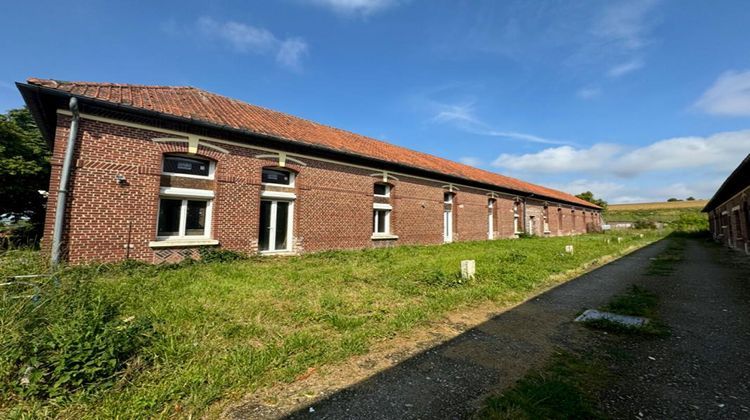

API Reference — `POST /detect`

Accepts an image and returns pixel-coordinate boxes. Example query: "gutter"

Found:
[50,97,79,267]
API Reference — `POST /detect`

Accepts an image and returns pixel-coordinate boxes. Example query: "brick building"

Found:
[704,154,750,254]
[17,79,601,264]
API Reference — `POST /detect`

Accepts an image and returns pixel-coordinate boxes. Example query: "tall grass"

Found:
[0,231,664,418]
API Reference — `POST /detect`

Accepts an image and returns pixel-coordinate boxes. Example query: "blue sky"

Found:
[2,0,750,203]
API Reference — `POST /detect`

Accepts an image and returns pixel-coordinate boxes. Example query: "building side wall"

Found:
[708,187,750,254]
[44,116,600,264]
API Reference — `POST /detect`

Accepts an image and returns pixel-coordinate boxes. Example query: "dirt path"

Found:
[598,238,750,419]
[223,240,671,419]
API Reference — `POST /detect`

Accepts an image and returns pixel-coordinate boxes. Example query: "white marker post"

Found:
[461,260,476,280]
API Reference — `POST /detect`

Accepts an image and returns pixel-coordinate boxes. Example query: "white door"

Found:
[443,210,453,243]
[259,200,292,252]
[488,212,494,239]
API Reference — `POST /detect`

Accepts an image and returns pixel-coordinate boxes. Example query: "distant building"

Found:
[17,78,601,265]
[704,154,750,254]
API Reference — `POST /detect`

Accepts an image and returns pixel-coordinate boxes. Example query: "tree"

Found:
[575,191,608,210]
[667,198,680,202]
[0,107,49,240]
[686,196,696,201]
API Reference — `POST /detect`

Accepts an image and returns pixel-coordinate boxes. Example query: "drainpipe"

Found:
[50,97,80,268]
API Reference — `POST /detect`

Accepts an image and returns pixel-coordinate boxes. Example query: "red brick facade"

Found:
[43,115,601,264]
[707,187,750,254]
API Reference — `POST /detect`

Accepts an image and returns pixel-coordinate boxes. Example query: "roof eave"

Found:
[16,81,601,210]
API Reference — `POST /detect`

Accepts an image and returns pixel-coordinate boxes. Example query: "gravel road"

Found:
[598,238,750,419]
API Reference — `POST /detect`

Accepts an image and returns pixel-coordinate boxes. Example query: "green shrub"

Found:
[422,269,466,287]
[0,279,155,399]
[633,220,657,229]
[198,247,247,263]
[671,212,708,232]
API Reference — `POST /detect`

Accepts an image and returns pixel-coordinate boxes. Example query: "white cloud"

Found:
[304,0,400,16]
[612,130,750,176]
[577,87,601,99]
[548,179,626,199]
[459,156,483,167]
[592,0,658,52]
[492,144,621,173]
[607,59,644,78]
[195,17,308,70]
[694,69,750,117]
[492,129,750,179]
[429,101,572,145]
[276,38,309,70]
[587,0,658,78]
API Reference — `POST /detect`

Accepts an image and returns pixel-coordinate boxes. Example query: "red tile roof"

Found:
[26,78,598,209]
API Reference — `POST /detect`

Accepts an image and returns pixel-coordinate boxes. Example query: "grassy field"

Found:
[0,231,665,418]
[604,200,708,229]
[607,200,708,211]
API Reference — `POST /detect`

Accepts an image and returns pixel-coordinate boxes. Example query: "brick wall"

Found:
[708,187,750,254]
[44,115,601,264]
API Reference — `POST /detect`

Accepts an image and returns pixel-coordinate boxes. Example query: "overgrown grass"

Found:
[477,350,608,420]
[584,284,669,337]
[0,231,664,418]
[646,236,685,276]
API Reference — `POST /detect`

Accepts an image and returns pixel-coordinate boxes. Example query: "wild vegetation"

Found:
[604,200,708,232]
[478,350,609,420]
[0,231,663,418]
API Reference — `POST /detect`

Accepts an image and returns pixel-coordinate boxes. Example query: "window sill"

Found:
[149,239,219,248]
[371,234,399,240]
[259,250,296,256]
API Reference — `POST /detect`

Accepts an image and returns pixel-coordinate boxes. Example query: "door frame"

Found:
[259,199,294,253]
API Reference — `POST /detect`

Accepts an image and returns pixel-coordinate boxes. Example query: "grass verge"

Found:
[0,231,664,418]
[476,350,608,420]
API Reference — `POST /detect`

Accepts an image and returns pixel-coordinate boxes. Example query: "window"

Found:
[262,168,293,185]
[543,206,550,233]
[557,208,563,233]
[374,183,390,197]
[488,199,495,239]
[163,155,212,178]
[444,192,454,204]
[157,197,211,239]
[513,201,521,234]
[372,204,392,235]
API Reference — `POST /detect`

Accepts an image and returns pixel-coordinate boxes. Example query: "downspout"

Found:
[50,97,79,268]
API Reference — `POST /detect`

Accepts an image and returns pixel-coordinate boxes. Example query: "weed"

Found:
[477,351,607,419]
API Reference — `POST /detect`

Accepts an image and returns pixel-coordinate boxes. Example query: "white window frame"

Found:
[513,202,521,234]
[162,154,215,180]
[155,187,214,241]
[374,183,391,198]
[372,202,394,238]
[261,168,295,187]
[259,199,295,254]
[488,199,495,240]
[543,206,550,233]
[444,209,453,243]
